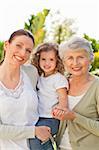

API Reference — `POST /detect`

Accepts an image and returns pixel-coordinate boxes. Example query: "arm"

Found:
[72,113,99,136]
[53,109,99,137]
[52,88,69,116]
[56,87,68,109]
[0,121,51,141]
[0,122,34,140]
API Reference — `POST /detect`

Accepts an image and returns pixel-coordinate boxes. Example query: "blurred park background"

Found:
[0,0,99,75]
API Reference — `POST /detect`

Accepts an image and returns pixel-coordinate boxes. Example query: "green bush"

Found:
[91,52,99,71]
[0,41,4,60]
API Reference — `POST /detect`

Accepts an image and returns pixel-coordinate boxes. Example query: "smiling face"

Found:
[63,49,91,77]
[39,50,57,76]
[4,35,34,67]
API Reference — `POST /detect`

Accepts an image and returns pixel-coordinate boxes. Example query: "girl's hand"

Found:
[52,107,76,121]
[35,126,51,142]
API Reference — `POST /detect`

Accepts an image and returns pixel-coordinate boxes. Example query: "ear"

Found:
[4,41,9,52]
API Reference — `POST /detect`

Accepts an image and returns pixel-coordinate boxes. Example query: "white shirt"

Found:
[37,72,68,118]
[0,70,39,150]
[59,94,84,150]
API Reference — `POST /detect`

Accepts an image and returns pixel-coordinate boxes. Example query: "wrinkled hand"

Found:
[52,107,76,121]
[35,126,51,142]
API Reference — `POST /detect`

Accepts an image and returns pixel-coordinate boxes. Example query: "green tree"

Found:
[0,41,4,61]
[24,9,50,47]
[83,34,99,71]
[84,34,99,52]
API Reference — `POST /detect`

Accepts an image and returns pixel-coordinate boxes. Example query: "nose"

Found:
[73,58,79,65]
[45,60,50,65]
[20,48,26,57]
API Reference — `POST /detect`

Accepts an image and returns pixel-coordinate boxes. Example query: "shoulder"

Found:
[22,64,38,74]
[21,64,39,90]
[54,72,67,80]
[55,73,68,84]
[53,72,68,88]
[92,75,99,87]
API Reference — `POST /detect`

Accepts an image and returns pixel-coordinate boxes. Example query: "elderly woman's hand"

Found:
[52,107,76,121]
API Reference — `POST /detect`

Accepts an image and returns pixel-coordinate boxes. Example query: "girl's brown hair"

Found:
[31,42,65,76]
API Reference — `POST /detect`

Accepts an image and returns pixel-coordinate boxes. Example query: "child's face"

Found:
[39,50,57,76]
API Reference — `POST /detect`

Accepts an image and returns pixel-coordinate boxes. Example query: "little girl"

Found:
[30,43,69,150]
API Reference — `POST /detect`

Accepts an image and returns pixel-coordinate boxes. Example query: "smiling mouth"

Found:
[14,55,24,61]
[72,67,82,71]
[44,66,51,69]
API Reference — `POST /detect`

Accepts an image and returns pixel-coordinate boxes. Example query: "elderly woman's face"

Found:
[63,49,91,76]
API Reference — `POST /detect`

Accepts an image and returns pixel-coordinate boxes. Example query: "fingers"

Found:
[52,107,69,120]
[35,126,51,142]
[52,108,65,116]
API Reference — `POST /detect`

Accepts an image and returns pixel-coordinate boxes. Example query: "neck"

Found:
[0,61,20,80]
[70,73,91,84]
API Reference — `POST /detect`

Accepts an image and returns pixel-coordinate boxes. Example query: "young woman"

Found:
[0,29,51,150]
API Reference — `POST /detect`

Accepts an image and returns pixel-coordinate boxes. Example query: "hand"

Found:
[52,107,76,121]
[53,104,68,111]
[52,105,69,118]
[35,126,51,142]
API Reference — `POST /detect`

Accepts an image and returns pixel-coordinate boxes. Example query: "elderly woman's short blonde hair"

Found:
[59,36,94,62]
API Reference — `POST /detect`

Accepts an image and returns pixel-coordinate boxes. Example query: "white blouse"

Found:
[0,70,39,150]
[59,94,85,150]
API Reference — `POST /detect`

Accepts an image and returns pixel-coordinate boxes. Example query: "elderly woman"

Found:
[52,37,99,150]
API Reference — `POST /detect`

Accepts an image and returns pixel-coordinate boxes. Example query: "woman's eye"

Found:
[26,49,32,54]
[67,57,73,60]
[16,44,21,48]
[79,56,84,59]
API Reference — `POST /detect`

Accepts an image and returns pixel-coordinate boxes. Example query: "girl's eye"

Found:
[40,58,46,61]
[50,58,54,61]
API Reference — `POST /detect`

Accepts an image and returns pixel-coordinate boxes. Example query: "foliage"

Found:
[84,34,99,52]
[45,11,77,44]
[91,52,99,71]
[83,34,99,71]
[0,41,4,60]
[24,9,50,47]
[91,69,99,77]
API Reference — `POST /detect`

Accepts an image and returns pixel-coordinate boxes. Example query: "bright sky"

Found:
[0,0,99,41]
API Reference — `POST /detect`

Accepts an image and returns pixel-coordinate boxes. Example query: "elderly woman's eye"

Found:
[79,56,84,59]
[67,56,73,60]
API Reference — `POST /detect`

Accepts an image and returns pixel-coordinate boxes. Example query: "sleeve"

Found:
[0,121,35,140]
[73,113,99,136]
[54,73,69,90]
